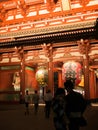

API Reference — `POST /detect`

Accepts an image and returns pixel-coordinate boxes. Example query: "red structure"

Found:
[0,0,98,103]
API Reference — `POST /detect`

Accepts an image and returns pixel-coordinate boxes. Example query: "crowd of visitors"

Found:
[24,80,87,130]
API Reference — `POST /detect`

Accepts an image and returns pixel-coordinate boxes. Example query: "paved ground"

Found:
[80,103,98,130]
[0,103,98,130]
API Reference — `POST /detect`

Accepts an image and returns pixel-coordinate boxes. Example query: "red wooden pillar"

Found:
[20,48,25,99]
[48,61,54,93]
[58,70,63,88]
[83,55,90,99]
[42,43,54,94]
[78,39,91,99]
[89,69,96,99]
[96,77,98,98]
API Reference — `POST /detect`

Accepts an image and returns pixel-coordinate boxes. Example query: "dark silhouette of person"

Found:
[44,89,53,118]
[24,90,30,115]
[32,90,39,115]
[52,88,68,130]
[64,80,87,130]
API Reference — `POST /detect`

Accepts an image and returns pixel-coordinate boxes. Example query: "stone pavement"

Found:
[0,103,98,130]
[0,103,55,130]
[80,103,98,130]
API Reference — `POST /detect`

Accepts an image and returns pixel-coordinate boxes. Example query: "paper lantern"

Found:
[36,67,48,87]
[62,61,82,85]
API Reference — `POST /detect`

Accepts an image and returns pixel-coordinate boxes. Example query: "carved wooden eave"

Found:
[0,19,97,48]
[0,0,98,48]
[0,20,95,38]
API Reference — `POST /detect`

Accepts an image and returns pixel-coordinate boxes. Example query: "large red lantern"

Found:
[62,61,82,85]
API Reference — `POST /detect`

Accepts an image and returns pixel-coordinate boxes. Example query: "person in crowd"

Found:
[32,90,39,115]
[24,90,30,115]
[52,88,69,130]
[44,89,53,118]
[64,80,87,130]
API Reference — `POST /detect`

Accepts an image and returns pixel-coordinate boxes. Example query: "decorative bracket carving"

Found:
[77,39,91,56]
[41,43,53,61]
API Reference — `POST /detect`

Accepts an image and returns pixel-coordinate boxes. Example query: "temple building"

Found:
[0,0,98,103]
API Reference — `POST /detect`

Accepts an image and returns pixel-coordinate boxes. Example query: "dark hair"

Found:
[55,88,65,96]
[64,80,74,90]
[26,90,28,94]
[35,90,37,93]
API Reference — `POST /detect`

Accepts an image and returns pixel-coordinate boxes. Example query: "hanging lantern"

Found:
[62,61,82,85]
[36,67,48,87]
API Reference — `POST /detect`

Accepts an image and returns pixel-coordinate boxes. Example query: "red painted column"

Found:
[20,49,25,100]
[48,60,54,93]
[89,69,96,99]
[77,39,91,100]
[42,43,54,94]
[58,70,63,88]
[83,55,90,99]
